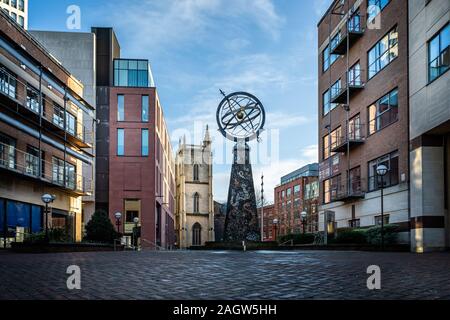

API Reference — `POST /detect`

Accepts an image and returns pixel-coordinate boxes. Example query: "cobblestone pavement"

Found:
[1,250,450,300]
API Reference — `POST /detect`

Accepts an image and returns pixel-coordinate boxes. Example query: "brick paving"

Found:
[0,250,449,300]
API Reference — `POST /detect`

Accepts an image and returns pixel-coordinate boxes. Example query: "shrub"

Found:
[279,233,315,245]
[24,232,47,245]
[334,228,367,244]
[85,210,118,244]
[366,225,398,245]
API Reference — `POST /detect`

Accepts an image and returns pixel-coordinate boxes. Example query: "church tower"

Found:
[175,126,214,248]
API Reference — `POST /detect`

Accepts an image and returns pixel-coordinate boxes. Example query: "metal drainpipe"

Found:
[346,0,351,196]
[38,66,43,179]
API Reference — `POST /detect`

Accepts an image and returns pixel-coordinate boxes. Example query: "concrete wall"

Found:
[409,0,450,140]
[408,0,449,252]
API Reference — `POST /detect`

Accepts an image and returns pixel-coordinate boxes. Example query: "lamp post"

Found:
[261,173,264,242]
[273,218,278,241]
[133,217,140,250]
[301,211,307,234]
[41,194,55,242]
[376,164,388,251]
[114,212,122,234]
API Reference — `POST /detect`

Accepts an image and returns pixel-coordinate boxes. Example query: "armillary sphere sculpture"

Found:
[217,90,266,142]
[217,90,266,242]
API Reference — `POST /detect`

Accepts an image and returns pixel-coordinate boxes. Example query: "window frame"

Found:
[368,88,399,136]
[428,23,449,84]
[368,26,399,80]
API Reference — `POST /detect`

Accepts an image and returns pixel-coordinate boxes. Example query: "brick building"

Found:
[317,0,410,242]
[274,164,319,237]
[257,204,276,241]
[0,10,95,246]
[93,28,175,249]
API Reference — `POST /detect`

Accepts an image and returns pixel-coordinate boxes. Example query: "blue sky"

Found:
[29,0,331,203]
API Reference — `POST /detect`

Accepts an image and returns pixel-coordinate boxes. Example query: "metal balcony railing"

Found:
[330,67,366,104]
[330,13,365,55]
[0,141,93,195]
[330,123,365,153]
[323,176,365,204]
[0,67,94,148]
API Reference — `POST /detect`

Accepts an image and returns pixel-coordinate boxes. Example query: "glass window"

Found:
[330,79,341,101]
[368,88,398,134]
[53,104,64,128]
[368,151,399,192]
[10,12,16,21]
[368,27,398,79]
[66,112,77,137]
[368,0,391,22]
[25,145,44,177]
[26,85,39,113]
[18,15,24,27]
[322,45,340,72]
[117,129,125,156]
[117,95,124,121]
[52,158,65,186]
[286,188,292,197]
[141,129,149,156]
[375,214,390,226]
[18,0,24,11]
[114,59,149,87]
[428,24,450,82]
[0,132,16,169]
[294,185,301,194]
[142,95,149,122]
[65,162,76,190]
[322,86,338,116]
[0,64,17,99]
[323,175,340,204]
[10,0,16,7]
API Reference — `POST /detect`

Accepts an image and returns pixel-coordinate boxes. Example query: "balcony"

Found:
[0,67,94,149]
[331,123,365,153]
[330,67,365,104]
[330,14,365,55]
[0,141,92,196]
[324,176,365,204]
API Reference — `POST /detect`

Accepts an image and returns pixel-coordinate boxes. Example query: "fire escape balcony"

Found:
[0,67,93,149]
[330,14,365,55]
[330,68,365,105]
[325,176,365,204]
[0,141,93,196]
[331,123,365,153]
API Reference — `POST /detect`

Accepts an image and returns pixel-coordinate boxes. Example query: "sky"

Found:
[29,0,332,203]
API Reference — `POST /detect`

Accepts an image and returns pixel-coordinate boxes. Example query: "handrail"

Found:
[0,67,94,146]
[279,239,294,246]
[0,141,93,194]
[141,238,167,251]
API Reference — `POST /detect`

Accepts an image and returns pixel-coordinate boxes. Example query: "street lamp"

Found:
[273,218,279,241]
[301,211,308,234]
[376,164,388,250]
[114,212,122,234]
[41,194,55,242]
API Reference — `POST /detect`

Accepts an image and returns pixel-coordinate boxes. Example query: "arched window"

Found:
[192,222,202,246]
[193,164,199,181]
[193,192,200,213]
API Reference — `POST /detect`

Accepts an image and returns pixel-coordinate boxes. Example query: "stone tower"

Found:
[175,126,215,248]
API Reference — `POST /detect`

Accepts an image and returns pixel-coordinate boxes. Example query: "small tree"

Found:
[85,210,118,243]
